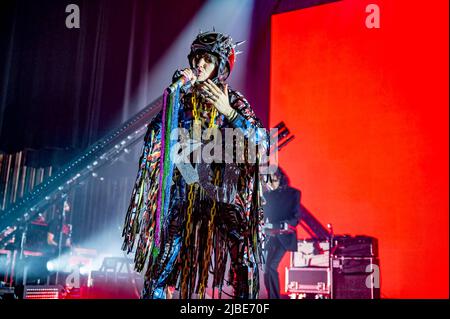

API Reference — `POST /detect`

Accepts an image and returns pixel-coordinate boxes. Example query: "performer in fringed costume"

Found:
[122,31,269,299]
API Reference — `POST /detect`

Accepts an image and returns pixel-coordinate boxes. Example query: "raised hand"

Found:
[200,80,235,118]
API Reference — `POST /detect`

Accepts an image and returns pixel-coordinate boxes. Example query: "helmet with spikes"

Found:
[188,30,244,82]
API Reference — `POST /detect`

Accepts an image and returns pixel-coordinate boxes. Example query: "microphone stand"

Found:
[327,223,334,299]
[19,222,28,286]
[55,197,66,286]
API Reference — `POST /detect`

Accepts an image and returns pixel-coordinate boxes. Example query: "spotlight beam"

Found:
[0,96,164,244]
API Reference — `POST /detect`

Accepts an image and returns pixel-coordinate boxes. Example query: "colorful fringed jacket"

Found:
[122,84,269,298]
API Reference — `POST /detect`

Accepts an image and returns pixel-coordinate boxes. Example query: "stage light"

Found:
[127,0,255,122]
[79,266,90,276]
[46,261,55,272]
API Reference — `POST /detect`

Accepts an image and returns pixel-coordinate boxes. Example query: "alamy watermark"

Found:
[365,263,380,289]
[167,123,279,183]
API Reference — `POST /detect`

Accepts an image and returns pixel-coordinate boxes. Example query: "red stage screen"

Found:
[270,0,449,298]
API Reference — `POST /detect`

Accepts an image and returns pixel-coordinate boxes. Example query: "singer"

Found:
[122,31,269,299]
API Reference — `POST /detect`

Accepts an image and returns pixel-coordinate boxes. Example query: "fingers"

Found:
[201,80,217,95]
[202,81,225,101]
[198,84,215,97]
[200,85,220,101]
[204,96,216,105]
[181,68,196,82]
[202,90,218,103]
[204,89,220,100]
[180,69,190,77]
[206,79,223,95]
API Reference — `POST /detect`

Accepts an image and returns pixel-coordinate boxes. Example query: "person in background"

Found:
[47,199,72,256]
[263,167,301,299]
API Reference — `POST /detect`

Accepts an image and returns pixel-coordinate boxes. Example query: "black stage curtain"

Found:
[0,0,206,167]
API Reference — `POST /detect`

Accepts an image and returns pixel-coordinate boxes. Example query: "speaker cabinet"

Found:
[332,256,380,299]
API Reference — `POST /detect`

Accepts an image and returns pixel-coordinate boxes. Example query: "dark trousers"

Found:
[263,236,287,299]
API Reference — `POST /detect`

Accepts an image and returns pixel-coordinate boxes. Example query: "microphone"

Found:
[166,69,198,94]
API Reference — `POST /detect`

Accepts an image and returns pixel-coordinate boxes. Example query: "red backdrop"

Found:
[270,0,449,298]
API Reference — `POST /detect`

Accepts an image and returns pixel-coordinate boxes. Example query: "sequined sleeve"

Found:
[227,89,269,154]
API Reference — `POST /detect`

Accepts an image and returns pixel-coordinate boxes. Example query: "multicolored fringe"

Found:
[122,112,162,272]
[155,87,181,250]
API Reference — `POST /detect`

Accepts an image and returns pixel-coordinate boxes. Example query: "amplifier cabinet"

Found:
[285,267,331,295]
[332,256,380,299]
[333,236,378,257]
[285,257,380,299]
[291,240,330,267]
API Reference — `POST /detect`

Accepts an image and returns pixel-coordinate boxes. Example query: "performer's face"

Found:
[193,52,218,82]
[269,174,280,191]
